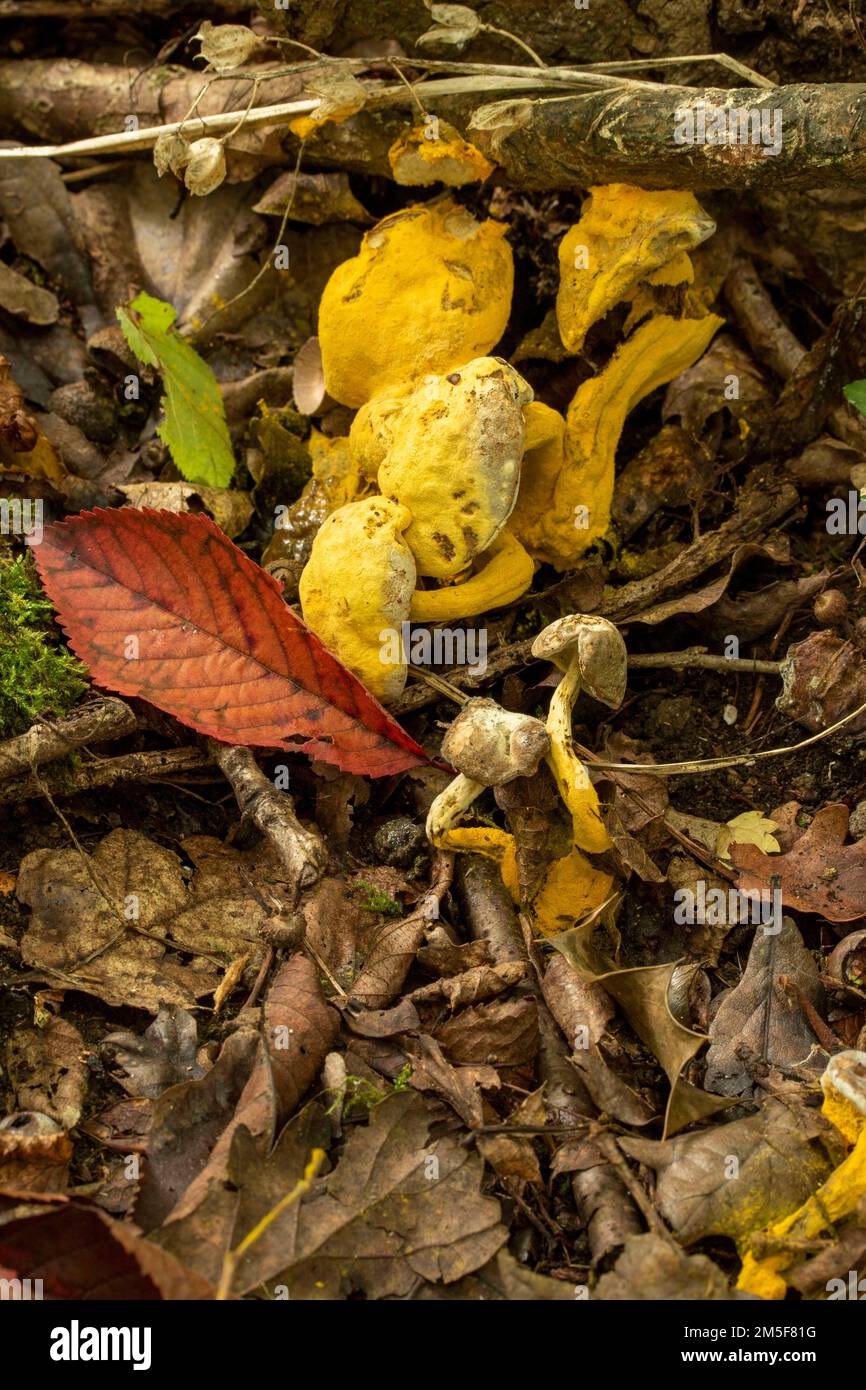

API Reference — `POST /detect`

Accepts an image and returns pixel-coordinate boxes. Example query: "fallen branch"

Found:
[469,83,866,191]
[0,697,137,782]
[1,57,864,191]
[627,649,780,675]
[0,745,211,804]
[597,480,800,624]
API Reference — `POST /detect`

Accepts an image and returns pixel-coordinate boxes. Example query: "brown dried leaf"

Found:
[595,1232,730,1300]
[621,1096,842,1246]
[0,1203,214,1298]
[732,803,866,921]
[704,917,825,1097]
[219,1091,505,1299]
[434,997,538,1069]
[16,830,294,1013]
[6,1018,87,1129]
[0,1117,71,1193]
[103,1005,205,1100]
[409,962,527,1009]
[405,1034,497,1127]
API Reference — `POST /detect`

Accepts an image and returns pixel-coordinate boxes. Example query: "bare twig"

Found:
[210,742,327,893]
[585,695,866,776]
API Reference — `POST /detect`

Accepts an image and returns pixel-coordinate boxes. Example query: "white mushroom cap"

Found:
[531,613,627,708]
[441,697,549,786]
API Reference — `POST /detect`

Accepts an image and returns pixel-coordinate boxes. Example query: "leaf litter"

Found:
[0,7,865,1309]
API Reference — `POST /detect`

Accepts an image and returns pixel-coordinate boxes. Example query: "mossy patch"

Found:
[0,551,87,738]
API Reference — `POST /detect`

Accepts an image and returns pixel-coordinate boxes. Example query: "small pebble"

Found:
[849,800,866,840]
[373,817,426,867]
[723,704,738,725]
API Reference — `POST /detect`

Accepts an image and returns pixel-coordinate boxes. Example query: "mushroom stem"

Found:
[546,660,612,853]
[409,530,534,622]
[426,773,487,845]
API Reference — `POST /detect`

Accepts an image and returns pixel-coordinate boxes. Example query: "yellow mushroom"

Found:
[348,386,415,481]
[317,199,514,408]
[426,699,550,843]
[556,184,716,352]
[530,615,628,854]
[387,119,494,187]
[409,529,534,623]
[516,313,722,567]
[378,356,533,578]
[298,495,416,701]
[509,402,566,556]
[436,827,614,936]
[737,1050,866,1299]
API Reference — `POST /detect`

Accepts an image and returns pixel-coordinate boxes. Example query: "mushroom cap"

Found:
[317,200,514,408]
[531,613,627,708]
[298,495,416,702]
[378,356,533,579]
[441,697,549,786]
[292,337,333,416]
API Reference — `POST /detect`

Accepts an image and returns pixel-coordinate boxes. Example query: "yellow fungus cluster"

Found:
[292,183,721,703]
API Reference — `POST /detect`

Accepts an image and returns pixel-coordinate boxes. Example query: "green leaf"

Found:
[116,291,234,488]
[843,379,866,418]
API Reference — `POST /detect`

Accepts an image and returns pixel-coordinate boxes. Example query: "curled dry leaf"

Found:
[253,173,372,227]
[194,21,259,72]
[183,139,227,197]
[551,927,733,1137]
[827,929,866,989]
[228,952,339,1144]
[0,1115,72,1192]
[732,803,866,922]
[405,1033,496,1128]
[595,1232,730,1300]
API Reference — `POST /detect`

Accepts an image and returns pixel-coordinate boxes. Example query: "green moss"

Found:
[354,880,403,916]
[0,552,87,738]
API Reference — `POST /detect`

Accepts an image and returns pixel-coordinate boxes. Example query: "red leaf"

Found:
[31,508,429,776]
